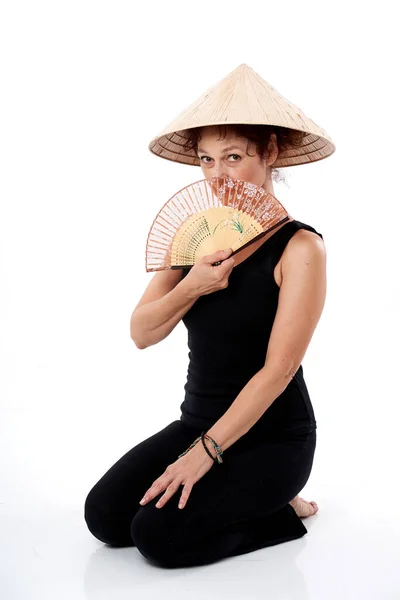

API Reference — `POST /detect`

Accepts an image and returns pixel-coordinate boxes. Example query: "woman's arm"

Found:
[204,231,327,455]
[130,270,199,349]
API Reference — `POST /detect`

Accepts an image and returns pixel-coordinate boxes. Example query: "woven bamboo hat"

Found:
[148,63,335,168]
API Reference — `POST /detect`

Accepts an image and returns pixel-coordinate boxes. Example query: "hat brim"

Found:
[149,125,336,168]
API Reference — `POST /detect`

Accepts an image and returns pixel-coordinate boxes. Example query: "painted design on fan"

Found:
[216,179,257,201]
[212,210,245,235]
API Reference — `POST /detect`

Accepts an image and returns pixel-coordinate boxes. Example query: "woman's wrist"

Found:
[193,437,216,463]
[203,437,218,461]
[177,276,200,301]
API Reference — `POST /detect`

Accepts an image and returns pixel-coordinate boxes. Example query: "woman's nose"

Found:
[211,163,226,178]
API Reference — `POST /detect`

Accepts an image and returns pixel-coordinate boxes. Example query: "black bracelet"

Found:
[201,432,216,462]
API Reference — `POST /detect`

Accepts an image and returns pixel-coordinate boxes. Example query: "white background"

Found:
[1,1,399,598]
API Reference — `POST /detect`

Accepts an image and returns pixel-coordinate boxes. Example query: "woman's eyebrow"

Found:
[197,145,243,154]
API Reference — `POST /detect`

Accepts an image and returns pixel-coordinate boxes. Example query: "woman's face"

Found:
[196,126,278,190]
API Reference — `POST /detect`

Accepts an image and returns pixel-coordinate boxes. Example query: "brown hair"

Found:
[182,124,307,184]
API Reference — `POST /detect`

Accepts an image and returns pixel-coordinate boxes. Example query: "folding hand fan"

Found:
[145,177,290,272]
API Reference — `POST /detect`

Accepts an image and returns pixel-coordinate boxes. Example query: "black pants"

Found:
[84,419,316,568]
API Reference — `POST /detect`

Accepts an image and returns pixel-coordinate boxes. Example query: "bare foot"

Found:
[289,495,319,518]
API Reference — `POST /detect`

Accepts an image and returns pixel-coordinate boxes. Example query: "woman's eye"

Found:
[199,154,241,163]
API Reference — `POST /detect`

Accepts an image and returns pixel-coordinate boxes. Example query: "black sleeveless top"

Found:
[179,219,323,436]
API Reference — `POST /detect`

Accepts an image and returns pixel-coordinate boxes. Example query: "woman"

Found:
[84,64,335,568]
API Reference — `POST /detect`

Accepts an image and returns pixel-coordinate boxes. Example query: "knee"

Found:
[130,509,178,568]
[84,488,123,547]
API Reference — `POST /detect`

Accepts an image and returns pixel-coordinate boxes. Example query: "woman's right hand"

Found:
[183,248,235,297]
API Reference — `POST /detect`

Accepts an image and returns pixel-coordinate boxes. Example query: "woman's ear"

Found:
[266,132,279,166]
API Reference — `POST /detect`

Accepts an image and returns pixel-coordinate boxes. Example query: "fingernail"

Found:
[139,497,146,504]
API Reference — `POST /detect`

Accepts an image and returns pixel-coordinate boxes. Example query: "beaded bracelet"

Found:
[178,432,224,464]
[201,433,217,462]
[202,432,224,464]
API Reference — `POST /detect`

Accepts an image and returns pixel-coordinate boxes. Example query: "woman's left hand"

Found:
[139,440,216,510]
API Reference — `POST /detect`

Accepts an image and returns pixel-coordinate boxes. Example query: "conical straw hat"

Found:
[148,64,335,168]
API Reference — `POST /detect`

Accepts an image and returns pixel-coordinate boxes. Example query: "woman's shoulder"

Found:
[291,219,324,241]
[282,221,326,277]
[280,220,326,270]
